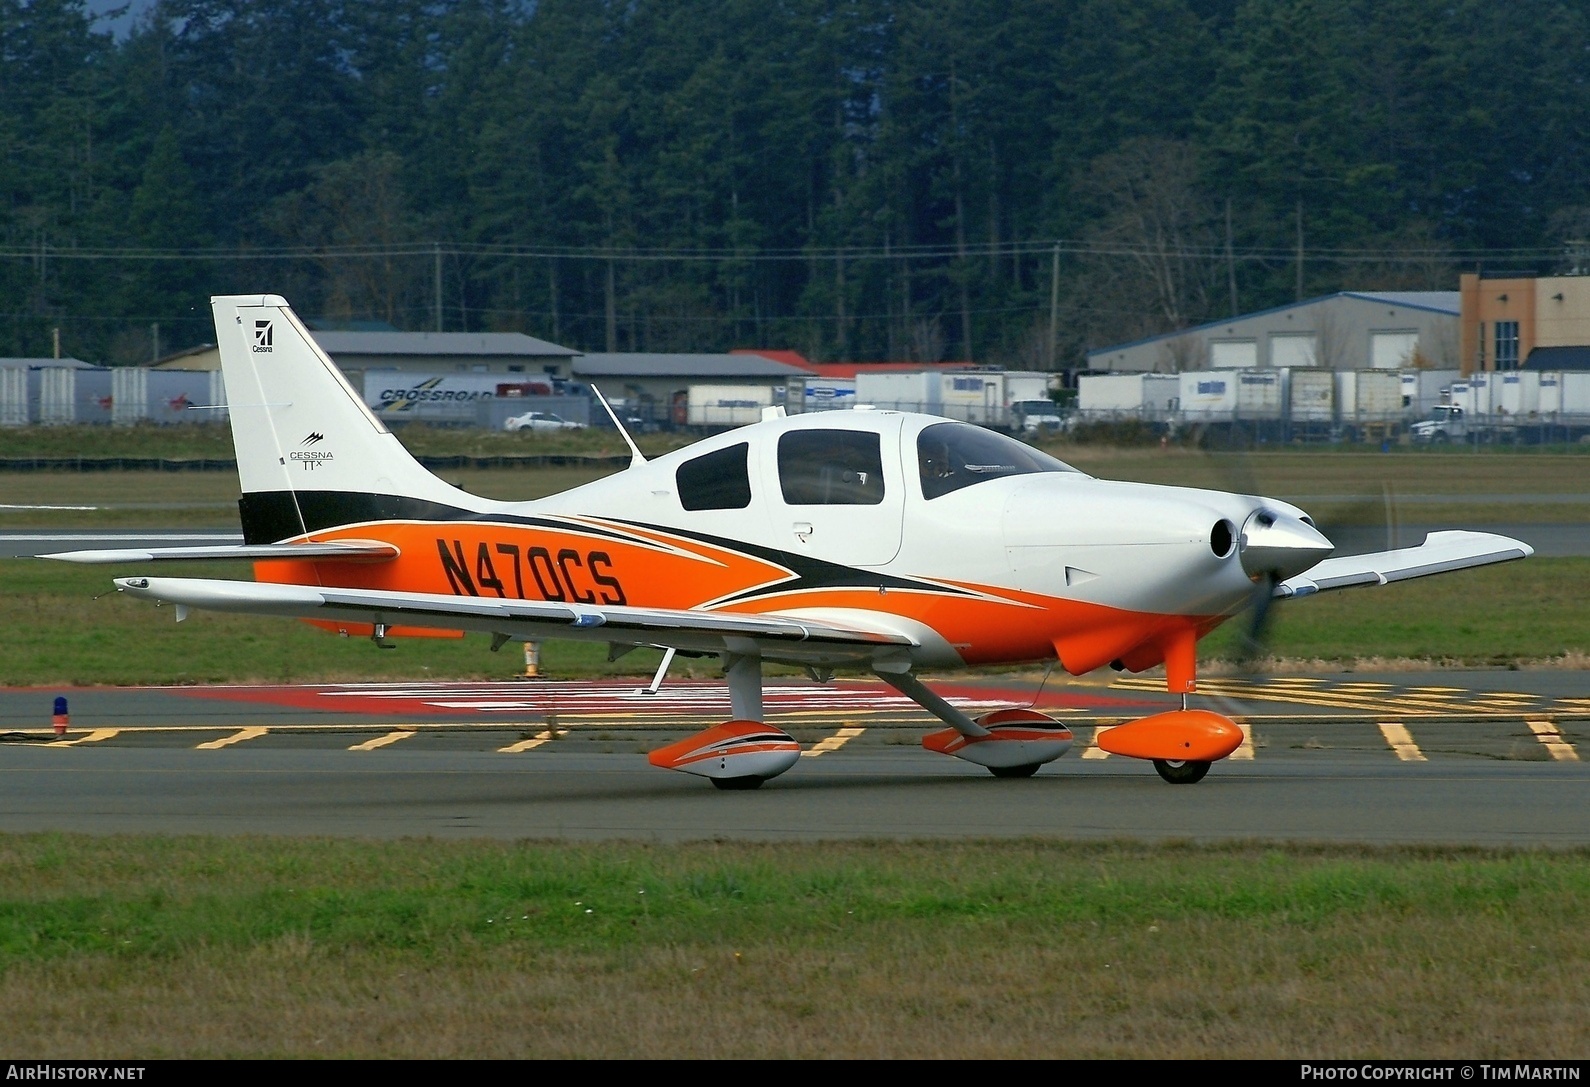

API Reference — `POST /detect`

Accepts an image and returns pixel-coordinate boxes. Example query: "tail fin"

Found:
[213,295,487,543]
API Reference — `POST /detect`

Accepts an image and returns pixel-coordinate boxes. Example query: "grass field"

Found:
[0,835,1586,1058]
[0,556,1581,687]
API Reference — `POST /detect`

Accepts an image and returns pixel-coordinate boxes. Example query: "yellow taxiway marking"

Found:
[1230,721,1255,760]
[44,729,119,748]
[1114,676,1537,717]
[1082,724,1114,759]
[1555,698,1590,711]
[195,727,268,750]
[498,728,565,753]
[1378,723,1426,762]
[349,730,416,751]
[801,726,865,757]
[1526,719,1579,762]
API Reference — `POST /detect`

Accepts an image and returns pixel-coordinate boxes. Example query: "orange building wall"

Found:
[1459,273,1536,375]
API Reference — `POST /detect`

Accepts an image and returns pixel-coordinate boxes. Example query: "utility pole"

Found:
[1048,242,1060,370]
[1226,199,1238,316]
[1294,198,1304,302]
[52,327,60,359]
[433,243,443,332]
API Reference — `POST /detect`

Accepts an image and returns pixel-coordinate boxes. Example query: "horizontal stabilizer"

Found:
[110,575,916,659]
[1277,530,1533,598]
[43,541,400,564]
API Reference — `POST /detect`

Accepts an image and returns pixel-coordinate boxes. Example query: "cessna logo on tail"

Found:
[290,433,332,470]
[252,320,274,353]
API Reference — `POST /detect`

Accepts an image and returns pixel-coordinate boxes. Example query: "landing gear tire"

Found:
[711,775,766,791]
[1153,759,1210,784]
[989,763,1042,779]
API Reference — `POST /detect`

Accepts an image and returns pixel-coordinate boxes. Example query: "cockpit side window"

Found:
[777,429,885,505]
[917,422,1079,499]
[677,442,752,510]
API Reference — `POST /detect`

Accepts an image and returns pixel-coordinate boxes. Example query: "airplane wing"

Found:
[1276,530,1533,598]
[43,542,400,563]
[110,575,916,660]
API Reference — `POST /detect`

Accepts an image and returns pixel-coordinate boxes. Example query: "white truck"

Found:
[1411,370,1590,444]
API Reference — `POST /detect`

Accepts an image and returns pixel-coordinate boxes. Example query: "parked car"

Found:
[504,410,584,432]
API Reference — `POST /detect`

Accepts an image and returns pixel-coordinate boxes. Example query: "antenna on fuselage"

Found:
[590,383,646,469]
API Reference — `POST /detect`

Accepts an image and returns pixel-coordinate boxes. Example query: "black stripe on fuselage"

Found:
[238,490,972,603]
[239,491,636,547]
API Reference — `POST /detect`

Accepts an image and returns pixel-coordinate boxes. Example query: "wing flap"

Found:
[112,575,916,656]
[44,541,400,564]
[1278,530,1533,599]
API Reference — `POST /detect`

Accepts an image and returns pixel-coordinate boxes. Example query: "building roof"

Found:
[728,350,976,380]
[311,330,578,359]
[151,343,220,368]
[1341,291,1460,314]
[1086,290,1461,359]
[801,361,972,380]
[0,357,98,369]
[573,353,811,379]
[731,349,814,369]
[305,317,401,333]
[1524,345,1590,370]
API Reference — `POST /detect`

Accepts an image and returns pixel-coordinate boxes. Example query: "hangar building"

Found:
[1086,291,1459,373]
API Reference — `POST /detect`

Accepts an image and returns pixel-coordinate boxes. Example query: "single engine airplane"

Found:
[48,295,1533,788]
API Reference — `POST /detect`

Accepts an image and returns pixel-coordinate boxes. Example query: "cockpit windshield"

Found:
[916,422,1081,500]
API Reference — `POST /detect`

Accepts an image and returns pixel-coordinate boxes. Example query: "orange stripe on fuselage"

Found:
[253,519,795,610]
[252,518,1229,670]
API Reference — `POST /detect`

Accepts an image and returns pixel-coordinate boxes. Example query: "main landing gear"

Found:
[645,656,800,788]
[644,653,1243,788]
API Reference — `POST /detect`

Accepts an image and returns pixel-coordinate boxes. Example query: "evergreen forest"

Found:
[3,0,1588,367]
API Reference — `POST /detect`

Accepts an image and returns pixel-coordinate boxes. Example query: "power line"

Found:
[0,238,1568,264]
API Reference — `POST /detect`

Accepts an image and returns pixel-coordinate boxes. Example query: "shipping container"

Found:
[855,371,942,413]
[1078,374,1150,414]
[1142,375,1181,419]
[1179,371,1239,420]
[1539,372,1562,414]
[37,367,75,424]
[1288,369,1334,423]
[790,376,856,413]
[1497,371,1540,416]
[1561,372,1590,416]
[1003,371,1054,403]
[687,384,775,427]
[1336,370,1402,421]
[1235,370,1283,419]
[1461,372,1497,416]
[0,367,24,426]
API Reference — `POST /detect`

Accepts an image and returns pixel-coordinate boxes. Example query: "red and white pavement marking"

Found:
[166,679,1165,721]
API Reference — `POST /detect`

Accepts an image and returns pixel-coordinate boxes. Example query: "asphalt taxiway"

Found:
[0,672,1584,844]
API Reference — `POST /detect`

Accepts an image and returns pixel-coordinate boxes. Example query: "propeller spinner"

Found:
[1238,508,1334,582]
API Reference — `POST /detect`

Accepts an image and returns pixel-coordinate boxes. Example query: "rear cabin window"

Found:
[676,442,752,510]
[917,422,1079,500]
[777,429,885,505]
